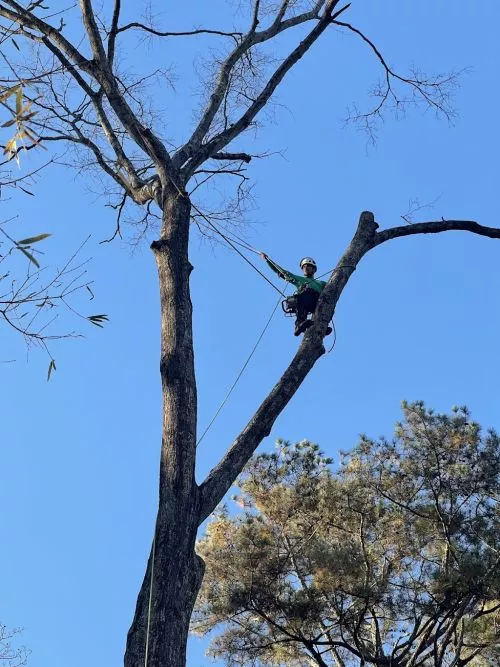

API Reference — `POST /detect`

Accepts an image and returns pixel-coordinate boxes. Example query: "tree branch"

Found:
[199,212,500,521]
[79,0,108,67]
[0,0,92,71]
[375,220,500,245]
[212,152,252,163]
[115,22,242,40]
[78,0,173,177]
[333,19,459,140]
[173,1,348,172]
[183,1,350,178]
[198,211,378,522]
[107,0,121,65]
[1,0,175,183]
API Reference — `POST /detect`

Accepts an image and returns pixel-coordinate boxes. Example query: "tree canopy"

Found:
[195,402,500,666]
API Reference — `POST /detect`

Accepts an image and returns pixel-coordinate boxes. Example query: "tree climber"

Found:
[260,253,332,337]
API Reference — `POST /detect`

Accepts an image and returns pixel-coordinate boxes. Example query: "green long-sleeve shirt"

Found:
[265,257,326,294]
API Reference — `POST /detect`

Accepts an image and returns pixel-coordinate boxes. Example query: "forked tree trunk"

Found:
[124,185,204,667]
[120,205,499,666]
[124,209,381,667]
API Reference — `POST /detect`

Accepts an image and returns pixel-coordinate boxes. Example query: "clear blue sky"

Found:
[1,2,499,665]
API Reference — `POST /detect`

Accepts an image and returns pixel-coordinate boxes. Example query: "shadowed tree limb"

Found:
[376,220,500,244]
[107,0,121,65]
[212,152,253,163]
[198,212,500,522]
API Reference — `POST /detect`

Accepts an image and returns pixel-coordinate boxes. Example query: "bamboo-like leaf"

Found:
[15,86,22,115]
[0,85,19,103]
[17,246,40,268]
[22,111,38,122]
[17,233,51,245]
[87,314,109,327]
[12,38,20,51]
[20,127,39,143]
[47,359,56,381]
[3,137,16,155]
[1,118,17,128]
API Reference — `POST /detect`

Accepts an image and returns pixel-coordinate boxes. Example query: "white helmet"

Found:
[300,257,317,271]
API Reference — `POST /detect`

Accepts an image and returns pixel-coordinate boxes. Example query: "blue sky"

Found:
[1,1,499,665]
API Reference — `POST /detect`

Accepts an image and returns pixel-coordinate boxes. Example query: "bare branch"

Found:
[0,1,174,181]
[182,2,351,178]
[79,0,108,67]
[335,19,460,139]
[100,192,127,243]
[375,219,500,245]
[212,152,252,163]
[174,1,349,172]
[0,0,92,71]
[116,22,243,40]
[251,0,261,32]
[107,0,121,65]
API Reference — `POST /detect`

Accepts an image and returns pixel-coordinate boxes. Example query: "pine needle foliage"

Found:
[195,402,500,667]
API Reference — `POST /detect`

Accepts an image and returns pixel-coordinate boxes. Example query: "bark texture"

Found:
[124,185,204,667]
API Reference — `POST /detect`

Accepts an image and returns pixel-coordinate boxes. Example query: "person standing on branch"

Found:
[260,253,333,336]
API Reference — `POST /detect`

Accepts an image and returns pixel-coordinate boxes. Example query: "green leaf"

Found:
[47,359,56,381]
[17,233,51,245]
[17,246,40,268]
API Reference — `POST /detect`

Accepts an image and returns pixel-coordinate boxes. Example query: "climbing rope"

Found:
[196,290,285,447]
[326,319,337,353]
[193,209,285,297]
[195,218,262,256]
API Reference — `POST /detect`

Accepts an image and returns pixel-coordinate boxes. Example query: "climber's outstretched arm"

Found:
[260,253,301,286]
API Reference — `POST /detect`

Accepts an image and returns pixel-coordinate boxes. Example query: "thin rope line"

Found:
[190,202,285,296]
[196,291,284,447]
[195,218,261,255]
[326,319,337,353]
[144,530,156,667]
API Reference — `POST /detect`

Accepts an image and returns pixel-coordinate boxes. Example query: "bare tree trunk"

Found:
[124,515,204,667]
[124,185,204,667]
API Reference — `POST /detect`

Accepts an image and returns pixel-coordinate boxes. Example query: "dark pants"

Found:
[295,288,319,330]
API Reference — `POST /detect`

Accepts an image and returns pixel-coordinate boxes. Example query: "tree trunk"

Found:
[124,184,204,667]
